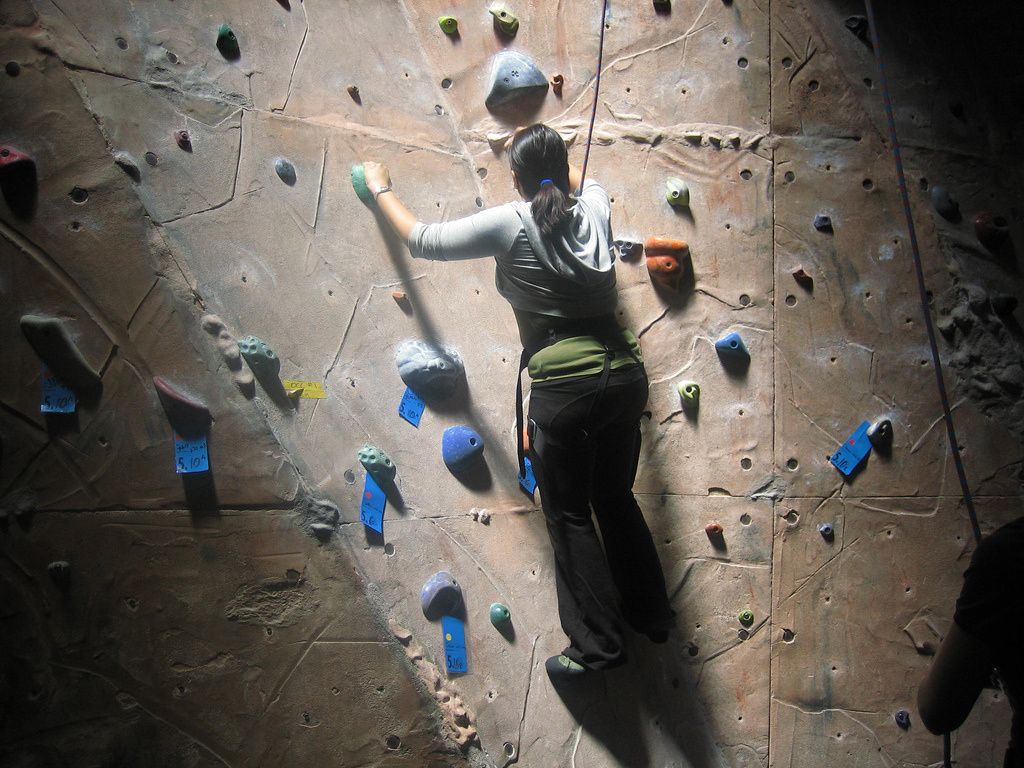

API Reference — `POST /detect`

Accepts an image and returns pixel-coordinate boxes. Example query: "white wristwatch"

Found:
[372,184,393,199]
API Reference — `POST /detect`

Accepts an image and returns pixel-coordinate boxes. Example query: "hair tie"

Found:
[539,178,554,187]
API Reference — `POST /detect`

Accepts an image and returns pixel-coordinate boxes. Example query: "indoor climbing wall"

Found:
[1,0,1022,766]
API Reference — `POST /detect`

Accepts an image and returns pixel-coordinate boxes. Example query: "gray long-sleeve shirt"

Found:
[407,180,618,319]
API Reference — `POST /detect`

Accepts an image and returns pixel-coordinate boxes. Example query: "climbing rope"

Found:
[578,0,610,189]
[863,3,980,766]
[863,1,979,543]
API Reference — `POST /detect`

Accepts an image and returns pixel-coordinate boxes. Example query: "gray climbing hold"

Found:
[274,157,296,186]
[813,213,833,233]
[20,315,101,391]
[395,339,464,400]
[845,16,872,47]
[48,560,71,590]
[421,571,463,620]
[894,709,911,730]
[930,186,959,220]
[238,335,281,378]
[113,151,141,182]
[867,419,892,452]
[358,443,397,484]
[309,522,335,541]
[485,50,548,112]
[615,239,643,261]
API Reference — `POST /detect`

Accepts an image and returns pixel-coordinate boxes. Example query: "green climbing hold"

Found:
[351,164,374,206]
[676,380,699,409]
[489,6,519,37]
[738,609,754,626]
[489,602,511,627]
[666,177,690,208]
[358,443,397,484]
[216,24,240,61]
[438,15,459,35]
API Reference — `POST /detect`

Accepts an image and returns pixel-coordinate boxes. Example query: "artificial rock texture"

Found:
[1,0,1022,766]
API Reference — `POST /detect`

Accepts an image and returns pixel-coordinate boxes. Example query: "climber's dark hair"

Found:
[509,124,572,239]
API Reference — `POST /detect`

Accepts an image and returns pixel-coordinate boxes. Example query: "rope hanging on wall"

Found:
[578,0,610,189]
[863,4,982,767]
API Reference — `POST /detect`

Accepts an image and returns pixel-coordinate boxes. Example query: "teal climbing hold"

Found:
[358,443,397,484]
[351,164,374,206]
[489,602,511,628]
[216,24,240,60]
[238,335,280,379]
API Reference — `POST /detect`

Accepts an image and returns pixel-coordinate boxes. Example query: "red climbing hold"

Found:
[974,211,1009,250]
[153,376,212,437]
[705,522,723,537]
[792,266,814,291]
[0,145,37,219]
[174,130,192,152]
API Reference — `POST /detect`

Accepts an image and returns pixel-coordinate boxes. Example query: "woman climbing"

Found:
[363,123,675,678]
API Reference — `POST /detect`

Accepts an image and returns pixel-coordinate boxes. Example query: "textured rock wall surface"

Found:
[1,0,1022,766]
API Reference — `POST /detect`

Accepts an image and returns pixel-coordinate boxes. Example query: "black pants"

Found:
[528,364,675,669]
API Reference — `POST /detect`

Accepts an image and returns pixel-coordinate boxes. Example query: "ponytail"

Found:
[509,124,573,239]
[531,180,571,238]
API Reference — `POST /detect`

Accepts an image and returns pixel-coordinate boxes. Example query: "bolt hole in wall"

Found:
[740,457,752,470]
[782,628,796,642]
[737,57,748,69]
[384,543,395,556]
[786,457,798,470]
[115,36,128,50]
[145,151,158,166]
[808,79,820,91]
[503,742,516,758]
[343,469,356,484]
[784,170,795,183]
[5,60,20,76]
[740,168,752,180]
[739,293,750,306]
[69,186,89,204]
[385,735,401,751]
[785,294,796,306]
[740,513,752,526]
[781,56,793,68]
[441,77,452,89]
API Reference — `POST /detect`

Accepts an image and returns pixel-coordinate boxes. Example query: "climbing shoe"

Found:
[545,654,587,679]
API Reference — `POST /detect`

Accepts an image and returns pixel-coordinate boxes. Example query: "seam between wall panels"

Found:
[767,0,776,763]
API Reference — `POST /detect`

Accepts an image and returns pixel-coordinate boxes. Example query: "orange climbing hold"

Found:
[644,237,690,291]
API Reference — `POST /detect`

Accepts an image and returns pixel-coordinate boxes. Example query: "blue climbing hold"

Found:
[894,709,911,730]
[818,522,834,539]
[715,332,749,362]
[442,425,484,473]
[813,213,833,233]
[421,571,463,620]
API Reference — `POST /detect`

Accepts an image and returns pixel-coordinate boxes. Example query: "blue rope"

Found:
[579,0,609,189]
[863,0,979,546]
[863,5,980,767]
